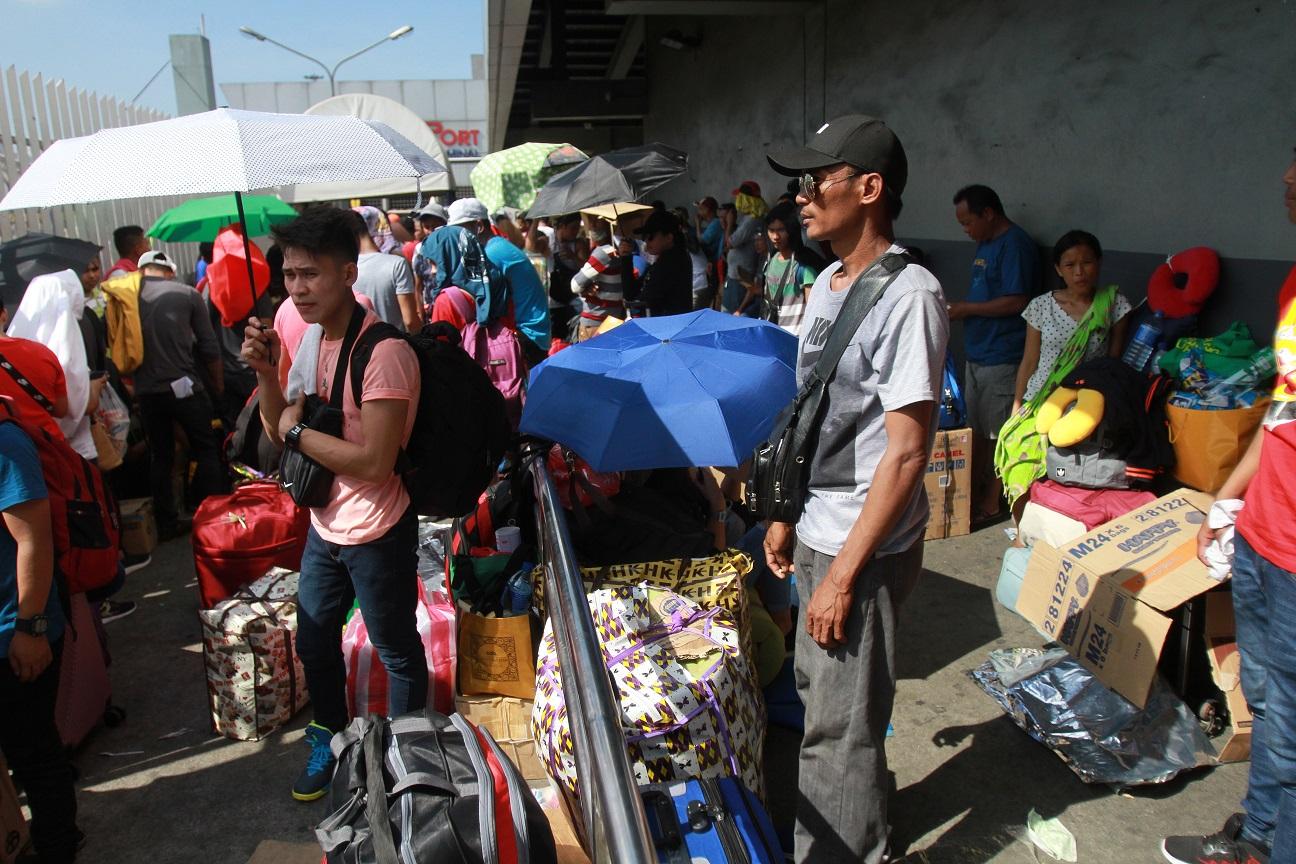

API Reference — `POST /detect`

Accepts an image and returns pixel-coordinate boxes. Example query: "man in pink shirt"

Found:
[241,207,425,802]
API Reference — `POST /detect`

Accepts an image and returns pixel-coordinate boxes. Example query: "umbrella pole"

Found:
[234,191,259,318]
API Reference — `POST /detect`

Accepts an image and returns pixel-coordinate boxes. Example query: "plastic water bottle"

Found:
[501,564,534,616]
[1202,348,1277,400]
[1122,311,1164,373]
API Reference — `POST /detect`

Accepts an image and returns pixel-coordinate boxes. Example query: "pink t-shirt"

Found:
[302,311,419,545]
[274,292,376,390]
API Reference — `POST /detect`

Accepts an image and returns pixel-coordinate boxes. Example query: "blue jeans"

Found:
[297,509,426,732]
[1233,532,1296,859]
[0,639,77,863]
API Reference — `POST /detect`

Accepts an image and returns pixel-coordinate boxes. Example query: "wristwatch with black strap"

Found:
[14,615,49,637]
[285,422,307,450]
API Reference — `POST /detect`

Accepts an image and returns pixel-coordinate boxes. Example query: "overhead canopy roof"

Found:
[280,93,451,202]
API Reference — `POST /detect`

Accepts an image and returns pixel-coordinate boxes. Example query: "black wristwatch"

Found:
[14,615,49,637]
[285,422,307,450]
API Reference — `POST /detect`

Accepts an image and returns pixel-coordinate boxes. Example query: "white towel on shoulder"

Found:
[285,324,323,400]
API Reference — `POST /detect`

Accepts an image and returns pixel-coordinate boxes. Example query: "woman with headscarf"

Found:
[6,270,105,461]
[352,205,401,255]
[724,180,769,316]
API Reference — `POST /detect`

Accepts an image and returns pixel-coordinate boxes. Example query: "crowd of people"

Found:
[0,114,1293,864]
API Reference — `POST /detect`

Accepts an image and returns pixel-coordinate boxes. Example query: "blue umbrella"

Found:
[521,309,798,471]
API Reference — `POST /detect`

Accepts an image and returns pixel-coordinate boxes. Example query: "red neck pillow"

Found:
[1147,246,1220,318]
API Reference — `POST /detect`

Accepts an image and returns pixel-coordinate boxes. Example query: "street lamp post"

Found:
[238,25,414,96]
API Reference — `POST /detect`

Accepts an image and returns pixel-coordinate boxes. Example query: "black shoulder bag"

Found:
[279,304,366,508]
[747,252,910,523]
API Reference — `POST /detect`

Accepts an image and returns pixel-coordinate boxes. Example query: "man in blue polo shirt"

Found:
[949,184,1039,522]
[0,415,79,863]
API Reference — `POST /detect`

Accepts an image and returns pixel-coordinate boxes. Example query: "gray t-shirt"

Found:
[354,252,415,329]
[795,247,950,557]
[135,278,221,396]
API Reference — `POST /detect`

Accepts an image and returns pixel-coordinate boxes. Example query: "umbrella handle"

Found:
[235,190,273,366]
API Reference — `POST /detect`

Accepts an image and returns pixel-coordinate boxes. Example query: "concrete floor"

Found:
[56,521,1245,864]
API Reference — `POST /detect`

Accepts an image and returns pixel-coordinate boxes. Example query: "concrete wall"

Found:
[641,0,1296,342]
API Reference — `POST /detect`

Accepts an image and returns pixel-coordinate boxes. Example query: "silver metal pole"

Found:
[529,458,655,864]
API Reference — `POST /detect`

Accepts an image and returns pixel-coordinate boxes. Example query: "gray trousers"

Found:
[792,539,923,864]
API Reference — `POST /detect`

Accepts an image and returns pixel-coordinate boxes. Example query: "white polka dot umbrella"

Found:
[0,107,445,309]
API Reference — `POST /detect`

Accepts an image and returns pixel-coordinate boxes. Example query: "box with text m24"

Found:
[1016,489,1219,707]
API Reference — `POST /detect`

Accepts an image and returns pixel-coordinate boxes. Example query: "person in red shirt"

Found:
[1161,152,1296,864]
[0,335,68,443]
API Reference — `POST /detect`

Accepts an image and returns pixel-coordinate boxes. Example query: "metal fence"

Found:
[529,457,657,863]
[0,65,197,276]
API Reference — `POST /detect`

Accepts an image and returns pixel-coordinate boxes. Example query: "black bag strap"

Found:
[326,303,370,409]
[0,350,56,413]
[362,719,402,864]
[801,251,910,396]
[347,320,404,407]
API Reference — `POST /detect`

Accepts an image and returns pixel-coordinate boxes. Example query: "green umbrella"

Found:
[147,193,298,242]
[469,142,588,214]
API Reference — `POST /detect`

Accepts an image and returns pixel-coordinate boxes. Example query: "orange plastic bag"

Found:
[1167,399,1269,492]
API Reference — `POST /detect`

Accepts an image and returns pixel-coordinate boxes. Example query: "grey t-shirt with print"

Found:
[795,247,950,558]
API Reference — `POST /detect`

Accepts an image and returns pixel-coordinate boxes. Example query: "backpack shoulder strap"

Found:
[348,320,403,407]
[0,350,56,413]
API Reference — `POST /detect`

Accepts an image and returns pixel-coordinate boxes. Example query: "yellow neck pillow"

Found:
[1035,386,1105,447]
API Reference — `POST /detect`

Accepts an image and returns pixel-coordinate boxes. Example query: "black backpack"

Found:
[316,711,557,864]
[351,322,511,520]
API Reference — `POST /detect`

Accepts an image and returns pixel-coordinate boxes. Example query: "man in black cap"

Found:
[629,210,693,318]
[762,115,949,864]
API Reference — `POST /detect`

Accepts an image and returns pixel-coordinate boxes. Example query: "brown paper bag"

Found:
[458,609,535,700]
[1167,400,1269,493]
[90,419,123,471]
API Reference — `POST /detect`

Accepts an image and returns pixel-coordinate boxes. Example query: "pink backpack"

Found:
[461,318,525,431]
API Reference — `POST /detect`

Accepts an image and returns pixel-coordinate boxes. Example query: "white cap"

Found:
[447,197,489,226]
[137,250,176,273]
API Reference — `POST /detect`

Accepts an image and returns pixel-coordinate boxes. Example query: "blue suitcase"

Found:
[639,777,782,864]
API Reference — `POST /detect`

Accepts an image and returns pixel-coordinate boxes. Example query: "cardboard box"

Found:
[924,427,971,541]
[534,785,592,864]
[1016,488,1218,707]
[0,753,29,864]
[119,497,158,556]
[455,693,548,784]
[1204,592,1253,763]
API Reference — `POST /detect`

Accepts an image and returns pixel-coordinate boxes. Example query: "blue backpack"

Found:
[420,226,508,324]
[938,353,967,429]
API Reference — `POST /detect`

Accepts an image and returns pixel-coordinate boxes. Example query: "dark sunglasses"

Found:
[798,171,862,200]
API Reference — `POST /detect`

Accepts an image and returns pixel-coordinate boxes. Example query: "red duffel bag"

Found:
[192,481,309,608]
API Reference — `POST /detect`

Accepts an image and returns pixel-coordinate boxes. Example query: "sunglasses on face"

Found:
[798,171,863,200]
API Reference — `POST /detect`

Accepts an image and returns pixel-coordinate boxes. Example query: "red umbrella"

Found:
[206,224,270,327]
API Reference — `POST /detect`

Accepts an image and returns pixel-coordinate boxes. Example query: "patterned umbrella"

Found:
[0,108,443,313]
[469,142,588,214]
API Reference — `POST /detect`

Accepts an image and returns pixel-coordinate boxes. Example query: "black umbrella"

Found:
[0,232,101,310]
[526,143,688,219]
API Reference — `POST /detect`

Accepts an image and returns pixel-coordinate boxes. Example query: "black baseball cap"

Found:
[766,114,908,197]
[636,209,681,237]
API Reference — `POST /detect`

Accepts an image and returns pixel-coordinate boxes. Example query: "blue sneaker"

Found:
[292,722,337,802]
